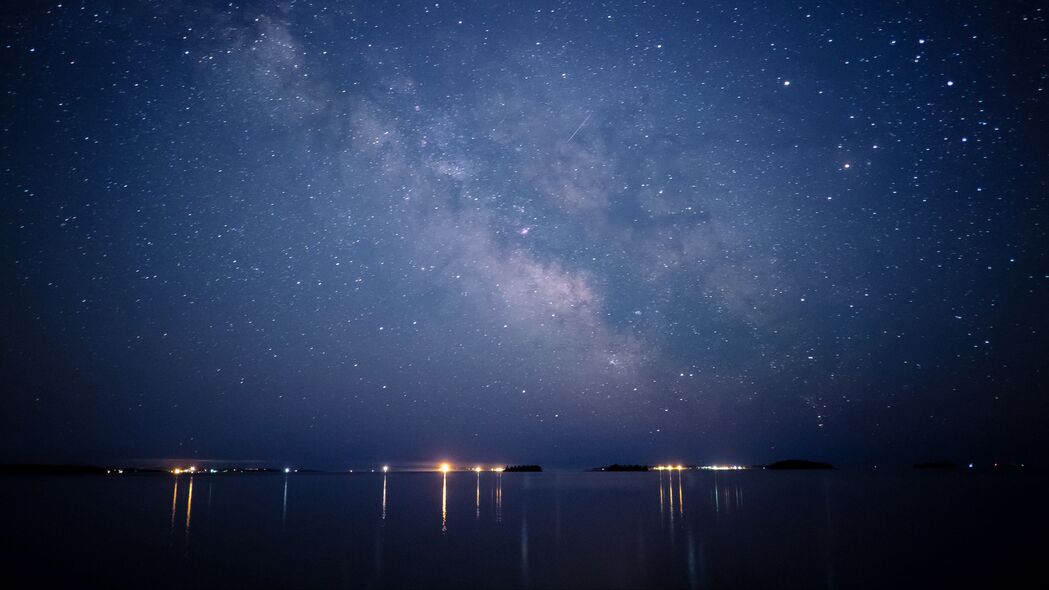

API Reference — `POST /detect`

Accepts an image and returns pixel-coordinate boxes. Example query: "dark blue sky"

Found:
[2,1,1046,468]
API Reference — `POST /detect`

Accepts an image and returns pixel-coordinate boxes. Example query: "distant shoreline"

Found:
[1,460,1033,476]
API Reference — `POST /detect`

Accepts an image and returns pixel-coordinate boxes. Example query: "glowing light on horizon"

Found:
[473,466,483,473]
[700,465,748,471]
[382,465,389,473]
[439,463,451,473]
[491,466,504,473]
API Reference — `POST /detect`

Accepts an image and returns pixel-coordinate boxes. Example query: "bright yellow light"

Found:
[439,463,451,473]
[676,465,684,471]
[173,468,182,475]
[491,467,504,473]
[473,466,482,473]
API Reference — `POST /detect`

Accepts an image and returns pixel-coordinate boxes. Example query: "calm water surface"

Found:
[1,470,1043,588]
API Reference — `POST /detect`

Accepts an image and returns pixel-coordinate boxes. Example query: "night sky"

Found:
[2,1,1047,469]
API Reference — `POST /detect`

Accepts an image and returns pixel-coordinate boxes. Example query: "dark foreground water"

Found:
[1,470,1044,588]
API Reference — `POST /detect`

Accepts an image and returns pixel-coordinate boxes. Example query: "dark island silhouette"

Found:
[0,464,166,475]
[764,460,835,470]
[503,464,542,472]
[0,464,297,476]
[591,464,649,472]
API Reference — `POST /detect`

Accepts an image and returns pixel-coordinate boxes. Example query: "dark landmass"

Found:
[0,464,165,475]
[0,464,298,476]
[592,464,649,472]
[913,461,957,469]
[503,465,542,472]
[1,464,105,475]
[765,460,835,470]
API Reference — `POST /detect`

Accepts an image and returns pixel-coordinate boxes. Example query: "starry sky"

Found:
[2,1,1047,468]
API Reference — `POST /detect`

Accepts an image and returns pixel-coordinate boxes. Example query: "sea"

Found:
[1,469,1043,588]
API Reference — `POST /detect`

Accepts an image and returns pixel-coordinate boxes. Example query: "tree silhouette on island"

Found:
[591,464,650,472]
[503,464,542,472]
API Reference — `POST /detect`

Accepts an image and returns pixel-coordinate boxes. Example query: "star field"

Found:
[2,1,1047,467]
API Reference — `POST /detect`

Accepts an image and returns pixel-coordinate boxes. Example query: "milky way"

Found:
[2,2,1046,467]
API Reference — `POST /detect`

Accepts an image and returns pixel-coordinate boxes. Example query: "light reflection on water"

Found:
[169,476,178,537]
[711,473,744,518]
[658,470,665,520]
[1,470,1040,588]
[495,471,503,523]
[168,475,197,551]
[381,473,387,520]
[281,474,288,528]
[185,477,194,533]
[440,472,448,533]
[678,470,685,516]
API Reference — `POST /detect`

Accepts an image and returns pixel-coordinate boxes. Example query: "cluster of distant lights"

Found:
[171,467,218,475]
[166,464,510,475]
[362,464,507,473]
[159,463,1024,475]
[169,464,703,474]
[375,463,506,473]
[656,465,749,471]
[435,464,504,473]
